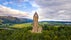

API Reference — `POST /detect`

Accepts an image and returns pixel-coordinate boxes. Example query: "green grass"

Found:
[10,23,32,28]
[0,22,71,40]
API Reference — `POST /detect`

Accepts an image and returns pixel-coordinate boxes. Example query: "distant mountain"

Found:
[0,16,71,24]
[0,16,33,24]
[40,21,71,24]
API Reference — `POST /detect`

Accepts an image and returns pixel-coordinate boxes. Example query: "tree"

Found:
[0,20,3,24]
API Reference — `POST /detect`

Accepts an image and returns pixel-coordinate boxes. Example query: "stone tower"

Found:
[32,12,42,33]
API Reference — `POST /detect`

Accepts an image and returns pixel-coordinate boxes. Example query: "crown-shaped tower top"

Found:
[34,12,38,17]
[34,12,38,15]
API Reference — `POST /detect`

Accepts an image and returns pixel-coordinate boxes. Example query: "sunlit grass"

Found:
[10,23,32,28]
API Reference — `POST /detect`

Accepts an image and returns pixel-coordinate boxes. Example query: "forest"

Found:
[0,20,71,40]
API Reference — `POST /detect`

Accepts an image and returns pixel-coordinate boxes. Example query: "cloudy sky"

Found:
[0,0,71,21]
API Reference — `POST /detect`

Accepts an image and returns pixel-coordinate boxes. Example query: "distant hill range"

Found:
[41,21,71,24]
[0,16,33,24]
[0,16,71,24]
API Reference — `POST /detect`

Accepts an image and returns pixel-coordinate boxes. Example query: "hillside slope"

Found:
[0,16,33,24]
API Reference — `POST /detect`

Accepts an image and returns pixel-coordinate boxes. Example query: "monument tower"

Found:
[32,12,42,33]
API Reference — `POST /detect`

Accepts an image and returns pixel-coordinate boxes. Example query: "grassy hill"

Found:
[0,16,33,24]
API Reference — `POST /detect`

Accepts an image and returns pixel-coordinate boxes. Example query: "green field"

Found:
[10,23,32,28]
[0,22,71,40]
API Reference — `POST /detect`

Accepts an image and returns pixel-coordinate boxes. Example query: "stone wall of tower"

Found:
[32,12,38,33]
[32,12,42,33]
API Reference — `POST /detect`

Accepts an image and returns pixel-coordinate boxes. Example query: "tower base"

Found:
[32,26,42,33]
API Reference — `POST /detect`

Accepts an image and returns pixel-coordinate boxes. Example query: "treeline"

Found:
[0,24,71,40]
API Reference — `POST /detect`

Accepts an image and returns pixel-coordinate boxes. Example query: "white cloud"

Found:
[2,2,8,5]
[29,1,40,8]
[34,0,71,21]
[17,0,29,3]
[0,5,29,18]
[1,0,71,21]
[8,1,13,4]
[2,1,13,5]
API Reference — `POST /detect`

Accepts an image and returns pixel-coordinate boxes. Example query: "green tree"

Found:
[0,20,3,24]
